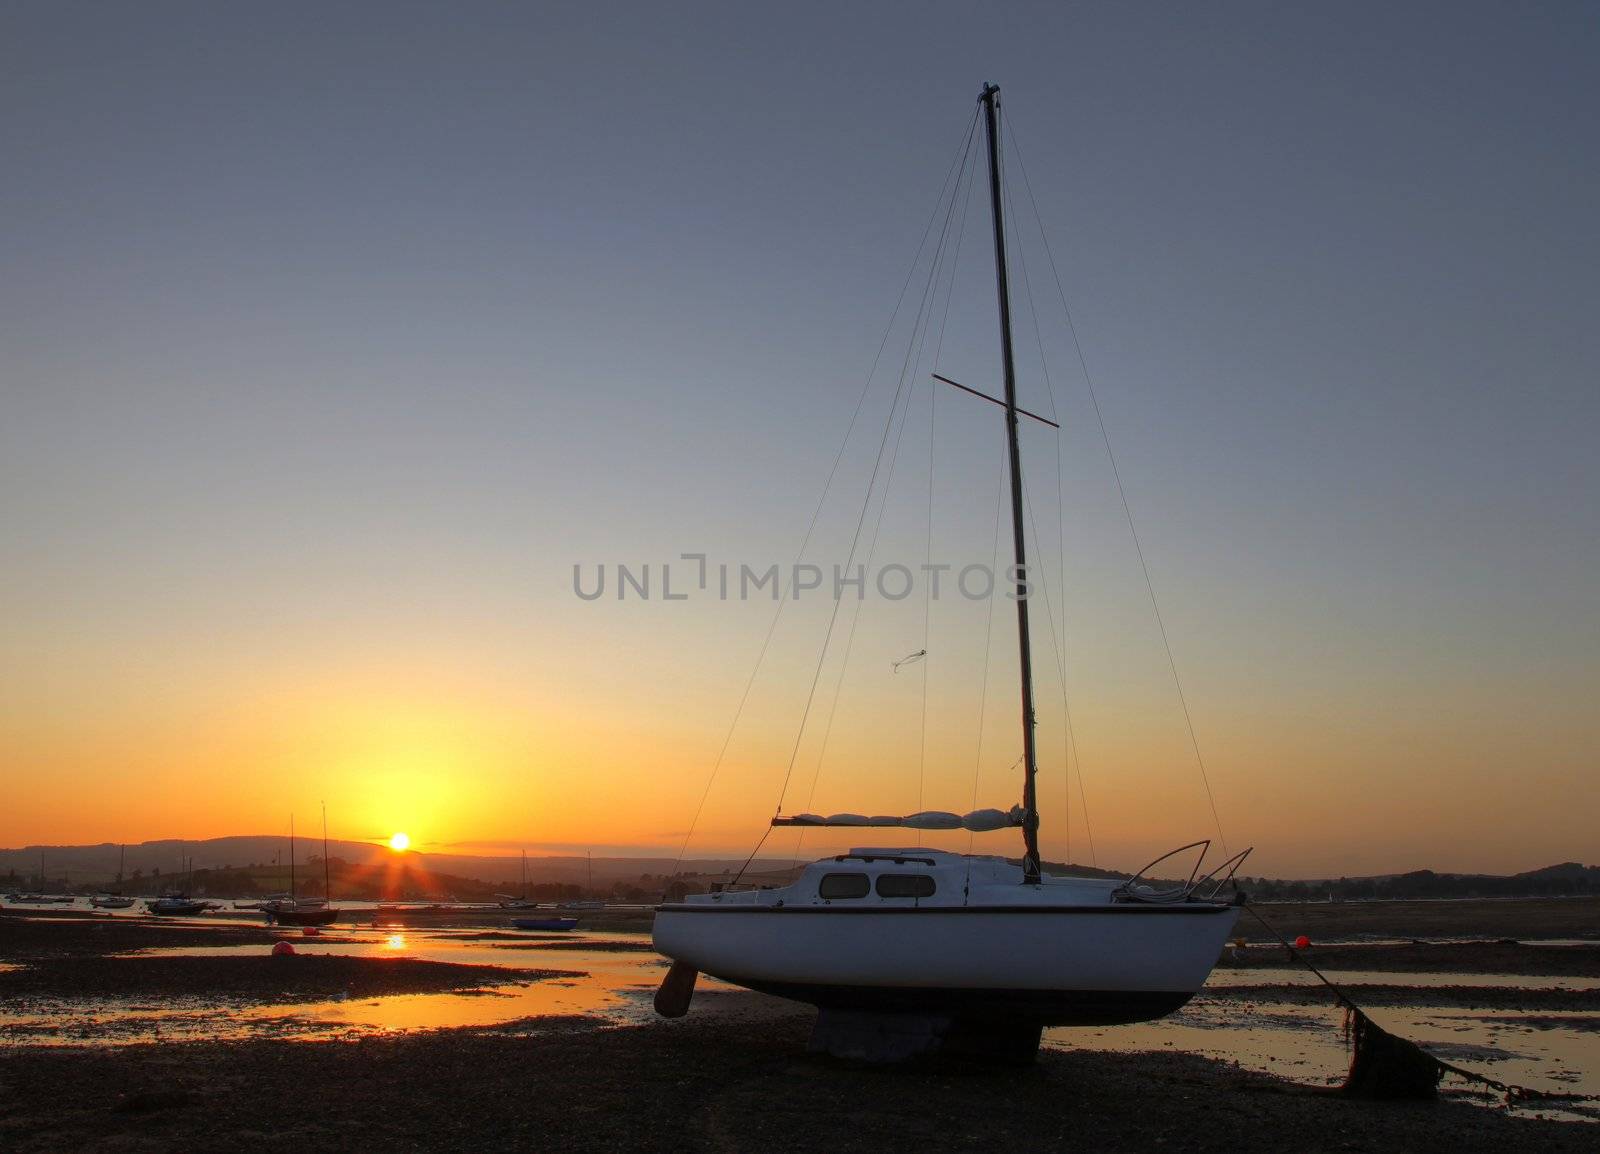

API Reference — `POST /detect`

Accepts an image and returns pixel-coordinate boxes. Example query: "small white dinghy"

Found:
[653,84,1250,1062]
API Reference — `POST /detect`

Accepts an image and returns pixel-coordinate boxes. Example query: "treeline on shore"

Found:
[11,856,1596,904]
[1240,863,1599,901]
[2,856,682,903]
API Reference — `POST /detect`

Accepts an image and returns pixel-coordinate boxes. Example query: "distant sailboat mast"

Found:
[289,815,296,902]
[322,802,331,901]
[980,82,1042,885]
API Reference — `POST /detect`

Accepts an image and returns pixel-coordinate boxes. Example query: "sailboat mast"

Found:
[980,83,1042,885]
[289,815,296,901]
[322,802,330,901]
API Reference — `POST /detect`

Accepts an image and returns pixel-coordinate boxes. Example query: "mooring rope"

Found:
[1241,903,1599,1109]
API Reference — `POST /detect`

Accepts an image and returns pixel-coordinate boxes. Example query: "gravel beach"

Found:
[1,901,1595,1150]
[0,1012,1593,1153]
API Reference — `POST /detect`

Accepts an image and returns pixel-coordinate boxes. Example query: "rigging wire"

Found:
[766,260,934,852]
[916,113,980,834]
[901,154,973,832]
[1020,465,1096,867]
[1001,164,1095,867]
[793,353,928,852]
[790,122,983,864]
[751,111,981,880]
[917,370,935,820]
[1003,116,1227,857]
[791,355,931,864]
[668,108,981,887]
[933,141,979,372]
[966,445,1011,862]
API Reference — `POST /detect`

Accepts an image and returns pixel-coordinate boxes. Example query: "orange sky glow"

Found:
[3,6,1596,882]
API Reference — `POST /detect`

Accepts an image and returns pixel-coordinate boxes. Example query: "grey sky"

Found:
[3,3,1596,871]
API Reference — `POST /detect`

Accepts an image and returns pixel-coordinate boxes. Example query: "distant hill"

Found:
[1514,862,1596,881]
[1241,863,1600,901]
[3,837,1593,901]
[0,837,803,896]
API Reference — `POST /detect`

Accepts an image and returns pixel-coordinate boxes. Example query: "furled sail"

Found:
[771,806,1023,832]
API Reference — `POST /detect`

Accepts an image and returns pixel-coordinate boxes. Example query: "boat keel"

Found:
[808,1009,1042,1065]
[654,961,699,1018]
[732,978,1198,1027]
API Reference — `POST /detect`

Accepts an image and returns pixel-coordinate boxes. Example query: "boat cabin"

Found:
[804,850,957,906]
[687,848,1127,910]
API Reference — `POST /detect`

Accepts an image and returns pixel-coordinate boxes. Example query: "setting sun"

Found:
[388,831,411,852]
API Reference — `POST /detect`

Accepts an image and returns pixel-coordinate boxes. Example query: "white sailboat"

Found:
[652,84,1250,1060]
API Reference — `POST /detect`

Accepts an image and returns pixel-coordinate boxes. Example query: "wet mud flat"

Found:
[0,1011,1591,1153]
[1221,940,1600,977]
[0,913,577,1012]
[368,906,655,932]
[489,939,659,952]
[1211,982,1600,1012]
[1240,897,1600,943]
[0,954,576,1008]
[0,913,281,960]
[1208,939,1600,1013]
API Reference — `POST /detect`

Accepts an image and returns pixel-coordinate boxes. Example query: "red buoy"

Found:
[301,927,320,937]
[1294,934,1311,949]
[272,940,296,956]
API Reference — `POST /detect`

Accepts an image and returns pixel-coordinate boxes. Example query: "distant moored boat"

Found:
[262,900,339,927]
[260,808,340,927]
[148,895,210,916]
[512,916,579,932]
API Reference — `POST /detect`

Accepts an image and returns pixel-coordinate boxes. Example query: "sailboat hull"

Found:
[148,900,209,916]
[654,902,1238,1026]
[264,906,339,926]
[512,917,580,932]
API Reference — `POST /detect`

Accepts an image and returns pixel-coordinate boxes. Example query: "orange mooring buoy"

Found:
[272,940,296,956]
[1294,934,1311,949]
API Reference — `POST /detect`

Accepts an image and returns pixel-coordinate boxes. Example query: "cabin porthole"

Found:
[818,872,871,900]
[875,874,936,899]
